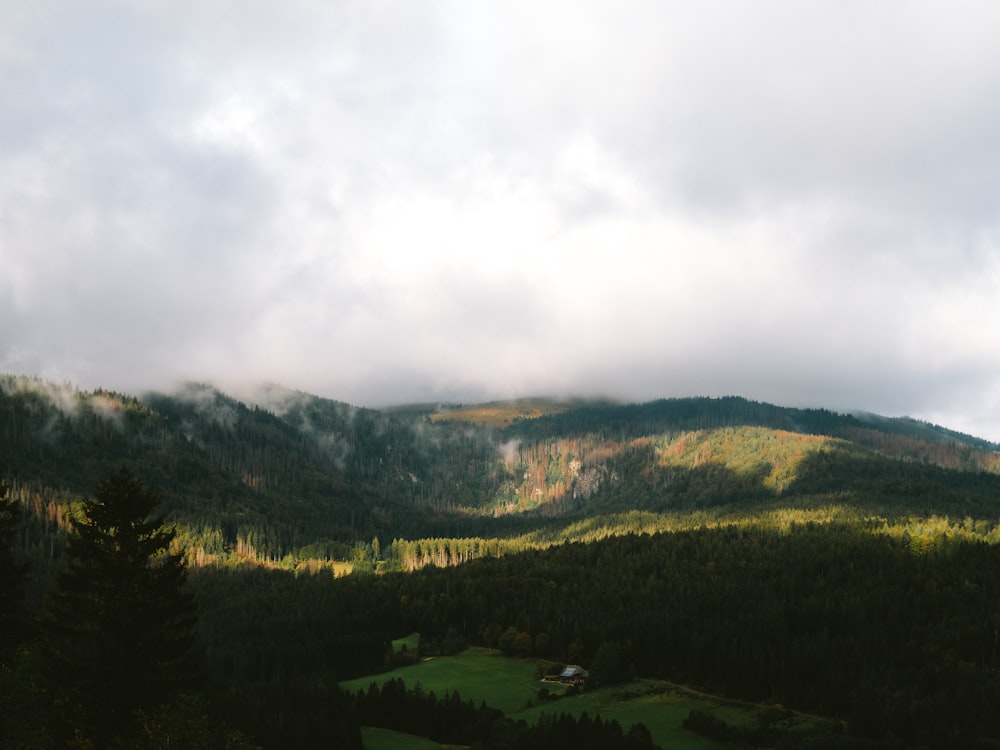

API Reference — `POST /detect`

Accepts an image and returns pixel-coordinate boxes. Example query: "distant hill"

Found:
[3,374,1000,566]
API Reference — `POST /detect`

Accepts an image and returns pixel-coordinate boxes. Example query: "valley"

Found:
[3,373,1000,748]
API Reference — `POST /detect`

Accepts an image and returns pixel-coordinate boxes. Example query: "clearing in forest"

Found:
[340,645,830,749]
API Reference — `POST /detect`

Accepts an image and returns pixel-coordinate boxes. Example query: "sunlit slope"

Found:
[485,425,834,516]
[653,427,836,493]
[426,398,577,427]
[5,375,1000,567]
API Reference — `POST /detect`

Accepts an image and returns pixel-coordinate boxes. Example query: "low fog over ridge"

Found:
[4,373,997,450]
[1,1,999,441]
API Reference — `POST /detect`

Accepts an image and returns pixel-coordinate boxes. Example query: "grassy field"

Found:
[391,632,421,653]
[506,680,829,750]
[426,399,575,427]
[510,683,724,750]
[341,646,727,748]
[360,727,464,750]
[341,644,834,749]
[341,646,552,715]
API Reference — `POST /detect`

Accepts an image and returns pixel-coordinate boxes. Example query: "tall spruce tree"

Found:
[44,466,196,745]
[0,471,29,666]
[0,470,37,749]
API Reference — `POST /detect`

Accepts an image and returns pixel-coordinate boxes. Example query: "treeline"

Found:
[382,507,1000,574]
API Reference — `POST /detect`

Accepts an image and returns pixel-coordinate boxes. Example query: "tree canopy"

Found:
[0,471,29,666]
[44,466,197,745]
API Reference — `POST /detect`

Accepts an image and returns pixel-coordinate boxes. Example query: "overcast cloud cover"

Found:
[2,1,1000,440]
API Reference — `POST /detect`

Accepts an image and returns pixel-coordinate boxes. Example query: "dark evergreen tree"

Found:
[0,469,42,749]
[0,470,29,666]
[588,640,630,686]
[44,466,197,746]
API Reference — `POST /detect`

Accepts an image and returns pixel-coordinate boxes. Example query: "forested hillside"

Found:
[6,373,1000,747]
[3,373,1000,570]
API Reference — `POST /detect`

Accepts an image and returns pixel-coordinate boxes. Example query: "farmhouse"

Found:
[541,664,590,685]
[558,665,589,684]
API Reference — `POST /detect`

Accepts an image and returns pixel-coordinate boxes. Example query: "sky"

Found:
[2,1,1000,441]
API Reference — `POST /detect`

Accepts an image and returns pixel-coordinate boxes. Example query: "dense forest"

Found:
[178,523,1000,748]
[4,373,1000,748]
[4,374,1000,567]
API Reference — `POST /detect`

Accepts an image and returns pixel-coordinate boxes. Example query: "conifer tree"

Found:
[0,470,29,667]
[0,470,40,749]
[44,466,197,745]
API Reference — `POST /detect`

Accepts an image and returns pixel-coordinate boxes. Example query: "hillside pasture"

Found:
[340,646,547,715]
[510,680,827,750]
[511,683,723,750]
[340,647,728,748]
[341,646,838,749]
[392,631,421,653]
[360,726,461,750]
[427,398,574,427]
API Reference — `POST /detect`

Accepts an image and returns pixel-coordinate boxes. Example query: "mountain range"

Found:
[3,372,999,570]
[8,372,1000,747]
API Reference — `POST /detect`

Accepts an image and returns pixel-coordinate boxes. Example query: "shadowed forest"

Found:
[3,374,1000,748]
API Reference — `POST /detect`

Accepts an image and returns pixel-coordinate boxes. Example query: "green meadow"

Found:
[341,646,550,716]
[511,684,722,750]
[360,727,464,750]
[339,643,830,749]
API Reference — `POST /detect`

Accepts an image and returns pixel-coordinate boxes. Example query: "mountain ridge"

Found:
[9,373,1000,748]
[3,373,1000,567]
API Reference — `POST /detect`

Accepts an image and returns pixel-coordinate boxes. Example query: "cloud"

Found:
[1,0,999,441]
